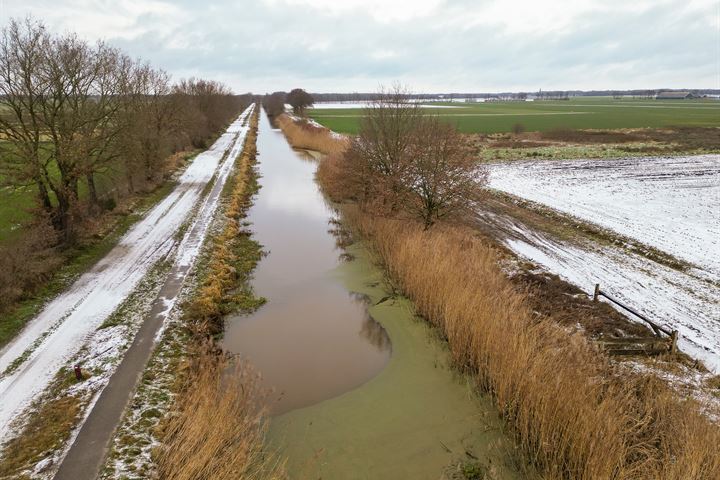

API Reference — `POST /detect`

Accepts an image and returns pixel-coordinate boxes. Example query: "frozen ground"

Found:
[489,155,720,280]
[485,155,720,372]
[0,106,254,443]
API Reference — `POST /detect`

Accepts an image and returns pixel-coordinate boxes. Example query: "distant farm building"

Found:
[655,91,697,100]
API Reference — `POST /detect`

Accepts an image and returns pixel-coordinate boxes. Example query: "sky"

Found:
[1,0,719,94]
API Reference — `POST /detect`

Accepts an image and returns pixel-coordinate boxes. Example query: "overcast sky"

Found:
[2,0,718,94]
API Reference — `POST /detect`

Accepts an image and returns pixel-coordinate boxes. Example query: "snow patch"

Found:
[0,106,255,444]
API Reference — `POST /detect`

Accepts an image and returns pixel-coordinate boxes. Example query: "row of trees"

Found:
[261,88,313,120]
[322,86,485,228]
[0,18,248,242]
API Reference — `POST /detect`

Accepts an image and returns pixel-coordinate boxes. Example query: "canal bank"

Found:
[226,110,523,479]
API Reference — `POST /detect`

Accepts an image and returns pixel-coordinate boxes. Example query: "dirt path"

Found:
[51,106,254,480]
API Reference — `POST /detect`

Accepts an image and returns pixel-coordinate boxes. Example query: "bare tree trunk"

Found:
[126,168,135,195]
[36,179,53,213]
[55,192,72,242]
[86,172,98,207]
[86,172,100,215]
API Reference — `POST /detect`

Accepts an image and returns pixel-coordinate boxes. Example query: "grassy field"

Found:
[0,179,179,348]
[0,145,125,242]
[309,96,720,134]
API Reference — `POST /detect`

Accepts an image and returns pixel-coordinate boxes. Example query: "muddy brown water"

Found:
[224,111,523,479]
[222,110,391,415]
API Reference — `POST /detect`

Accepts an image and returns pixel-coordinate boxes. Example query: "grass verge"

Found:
[102,106,284,480]
[0,151,199,349]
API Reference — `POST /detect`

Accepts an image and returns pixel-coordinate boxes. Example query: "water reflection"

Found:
[352,293,392,352]
[222,111,392,415]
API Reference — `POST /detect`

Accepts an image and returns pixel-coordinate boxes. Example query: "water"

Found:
[222,110,391,415]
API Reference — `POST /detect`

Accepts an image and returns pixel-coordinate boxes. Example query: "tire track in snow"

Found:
[0,106,254,442]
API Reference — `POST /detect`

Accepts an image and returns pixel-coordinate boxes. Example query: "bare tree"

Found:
[173,78,240,148]
[38,32,113,236]
[0,18,247,243]
[286,88,313,115]
[348,84,423,211]
[262,91,286,121]
[324,85,486,228]
[118,63,179,191]
[404,117,486,228]
[0,19,54,214]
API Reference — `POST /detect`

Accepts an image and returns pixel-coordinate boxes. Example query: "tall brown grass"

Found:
[275,114,348,155]
[156,350,285,480]
[340,209,720,479]
[157,106,285,480]
[185,108,264,337]
[283,107,720,479]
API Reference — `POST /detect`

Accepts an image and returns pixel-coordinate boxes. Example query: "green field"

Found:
[0,145,123,242]
[309,97,720,134]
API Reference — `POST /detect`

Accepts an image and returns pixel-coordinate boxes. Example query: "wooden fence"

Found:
[593,283,679,356]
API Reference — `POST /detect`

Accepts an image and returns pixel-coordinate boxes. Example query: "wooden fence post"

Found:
[669,331,678,354]
[593,283,600,302]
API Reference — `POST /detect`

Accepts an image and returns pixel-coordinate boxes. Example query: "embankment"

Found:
[278,113,720,480]
[102,106,285,480]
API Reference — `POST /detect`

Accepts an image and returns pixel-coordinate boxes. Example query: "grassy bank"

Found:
[102,106,285,480]
[277,114,720,479]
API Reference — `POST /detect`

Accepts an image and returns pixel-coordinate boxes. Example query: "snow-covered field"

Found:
[486,155,720,371]
[489,155,720,280]
[0,106,254,443]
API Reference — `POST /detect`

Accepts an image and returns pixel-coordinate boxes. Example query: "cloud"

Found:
[2,0,718,93]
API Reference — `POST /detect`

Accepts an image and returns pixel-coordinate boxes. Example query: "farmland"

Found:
[486,154,720,371]
[4,1,720,479]
[309,96,720,134]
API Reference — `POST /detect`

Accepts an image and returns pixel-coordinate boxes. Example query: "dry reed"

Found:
[342,211,720,479]
[275,114,348,155]
[156,350,285,480]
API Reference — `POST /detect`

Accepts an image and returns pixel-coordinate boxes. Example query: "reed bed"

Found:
[275,114,348,155]
[342,210,720,480]
[157,351,285,480]
[280,109,720,479]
